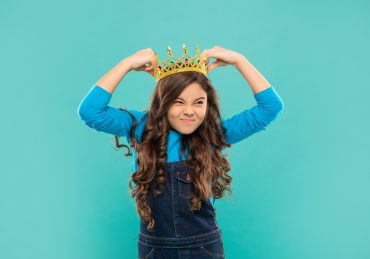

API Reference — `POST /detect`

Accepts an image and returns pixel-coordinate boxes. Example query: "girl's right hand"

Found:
[127,48,156,77]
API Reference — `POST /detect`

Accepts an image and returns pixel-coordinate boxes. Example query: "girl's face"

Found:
[167,82,207,135]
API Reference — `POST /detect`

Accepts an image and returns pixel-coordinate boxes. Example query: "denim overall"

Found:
[137,160,225,259]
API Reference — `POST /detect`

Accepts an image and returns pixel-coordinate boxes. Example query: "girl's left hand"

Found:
[200,46,243,73]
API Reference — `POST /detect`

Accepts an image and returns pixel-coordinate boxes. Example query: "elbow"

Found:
[275,96,285,111]
[271,101,284,121]
[257,103,285,129]
[279,99,285,112]
[77,103,99,122]
[77,104,107,130]
[77,105,97,129]
[271,99,284,114]
[77,102,88,121]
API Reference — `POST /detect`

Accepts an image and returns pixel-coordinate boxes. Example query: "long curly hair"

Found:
[114,71,233,232]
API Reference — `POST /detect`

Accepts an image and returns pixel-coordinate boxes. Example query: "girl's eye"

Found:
[174,101,204,104]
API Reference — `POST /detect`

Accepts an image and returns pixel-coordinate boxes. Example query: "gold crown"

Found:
[153,44,208,82]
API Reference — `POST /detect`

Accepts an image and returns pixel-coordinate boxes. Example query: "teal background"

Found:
[1,0,369,258]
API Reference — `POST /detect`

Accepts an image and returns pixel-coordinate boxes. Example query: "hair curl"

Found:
[114,71,232,232]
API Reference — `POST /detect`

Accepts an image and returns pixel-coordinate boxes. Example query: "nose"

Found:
[183,106,195,116]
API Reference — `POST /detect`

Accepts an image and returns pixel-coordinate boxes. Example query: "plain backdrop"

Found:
[1,0,369,258]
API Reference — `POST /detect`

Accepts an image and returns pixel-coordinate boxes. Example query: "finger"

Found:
[145,70,154,77]
[137,64,152,71]
[200,51,208,60]
[144,65,154,74]
[207,60,222,73]
[202,47,220,60]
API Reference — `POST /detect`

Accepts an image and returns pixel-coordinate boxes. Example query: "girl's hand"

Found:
[126,48,156,77]
[200,46,244,73]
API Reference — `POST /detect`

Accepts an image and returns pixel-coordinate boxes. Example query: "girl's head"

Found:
[117,71,232,232]
[151,70,215,135]
[166,81,207,135]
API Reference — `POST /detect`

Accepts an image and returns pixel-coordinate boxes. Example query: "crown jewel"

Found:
[153,44,208,82]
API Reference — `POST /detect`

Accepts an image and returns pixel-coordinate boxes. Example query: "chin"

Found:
[182,130,195,135]
[178,129,193,135]
[176,127,197,135]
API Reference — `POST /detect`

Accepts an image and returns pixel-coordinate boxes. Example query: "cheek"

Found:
[168,107,178,118]
[199,107,207,118]
[167,108,179,123]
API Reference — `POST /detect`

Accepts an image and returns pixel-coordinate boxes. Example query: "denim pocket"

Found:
[138,241,155,259]
[199,239,225,258]
[177,171,194,199]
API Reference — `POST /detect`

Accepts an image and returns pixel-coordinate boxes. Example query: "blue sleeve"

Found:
[221,86,284,144]
[77,84,146,137]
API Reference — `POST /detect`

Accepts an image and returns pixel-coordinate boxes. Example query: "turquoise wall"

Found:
[1,0,369,258]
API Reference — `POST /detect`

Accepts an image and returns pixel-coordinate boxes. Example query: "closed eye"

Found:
[174,101,204,104]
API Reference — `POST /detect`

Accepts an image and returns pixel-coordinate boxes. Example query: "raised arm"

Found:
[222,86,284,144]
[77,49,156,137]
[202,46,284,144]
[77,84,146,137]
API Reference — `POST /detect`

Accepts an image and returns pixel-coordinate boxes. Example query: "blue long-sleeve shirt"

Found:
[77,84,284,205]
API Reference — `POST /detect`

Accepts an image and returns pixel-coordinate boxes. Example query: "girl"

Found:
[77,45,284,258]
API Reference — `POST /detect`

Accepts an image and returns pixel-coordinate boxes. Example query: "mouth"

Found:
[180,119,195,122]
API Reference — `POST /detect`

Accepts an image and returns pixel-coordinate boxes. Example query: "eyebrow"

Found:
[176,97,206,101]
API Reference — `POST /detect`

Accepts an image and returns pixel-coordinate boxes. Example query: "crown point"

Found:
[154,45,207,81]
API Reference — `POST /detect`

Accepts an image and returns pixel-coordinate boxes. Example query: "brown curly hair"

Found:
[114,71,233,232]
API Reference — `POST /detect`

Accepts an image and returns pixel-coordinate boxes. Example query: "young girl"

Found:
[77,45,284,259]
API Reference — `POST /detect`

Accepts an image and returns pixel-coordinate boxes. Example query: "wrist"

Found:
[121,57,133,72]
[233,53,248,69]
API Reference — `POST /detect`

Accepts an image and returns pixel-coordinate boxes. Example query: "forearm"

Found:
[233,54,272,95]
[95,58,132,94]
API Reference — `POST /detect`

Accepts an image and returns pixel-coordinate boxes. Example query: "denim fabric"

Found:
[138,160,225,259]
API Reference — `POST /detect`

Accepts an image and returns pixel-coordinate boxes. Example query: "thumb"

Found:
[207,60,221,73]
[145,70,154,77]
[144,65,153,71]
